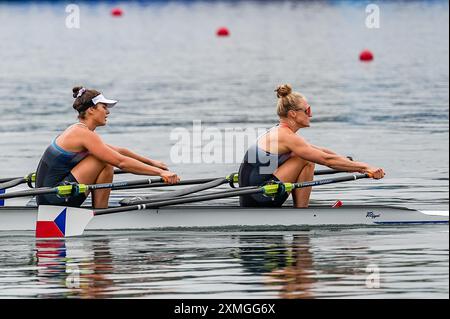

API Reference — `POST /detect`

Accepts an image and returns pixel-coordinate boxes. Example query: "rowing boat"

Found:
[0,205,447,232]
[1,171,448,237]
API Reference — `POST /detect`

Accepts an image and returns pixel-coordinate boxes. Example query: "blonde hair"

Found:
[275,84,307,117]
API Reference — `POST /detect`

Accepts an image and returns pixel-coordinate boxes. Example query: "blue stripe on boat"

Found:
[375,221,448,225]
[0,189,4,207]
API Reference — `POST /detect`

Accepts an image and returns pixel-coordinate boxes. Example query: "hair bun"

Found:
[275,84,292,98]
[72,86,84,98]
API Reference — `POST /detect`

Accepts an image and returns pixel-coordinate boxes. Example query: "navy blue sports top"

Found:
[238,125,291,207]
[36,124,89,205]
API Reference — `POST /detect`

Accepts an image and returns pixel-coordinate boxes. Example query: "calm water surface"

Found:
[0,1,448,298]
[0,227,448,299]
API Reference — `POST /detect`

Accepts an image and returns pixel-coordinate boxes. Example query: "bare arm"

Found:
[80,132,178,183]
[311,145,338,156]
[107,145,168,170]
[285,134,385,178]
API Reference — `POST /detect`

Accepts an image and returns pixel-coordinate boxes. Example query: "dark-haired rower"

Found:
[36,86,180,208]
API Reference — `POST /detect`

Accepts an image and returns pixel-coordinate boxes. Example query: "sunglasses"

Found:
[296,103,312,116]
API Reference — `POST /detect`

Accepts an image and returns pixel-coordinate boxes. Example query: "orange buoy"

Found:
[216,27,230,37]
[111,7,123,17]
[359,50,374,62]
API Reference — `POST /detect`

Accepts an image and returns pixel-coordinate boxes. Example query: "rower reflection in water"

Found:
[35,86,180,209]
[239,84,385,208]
[35,238,116,297]
[233,234,316,299]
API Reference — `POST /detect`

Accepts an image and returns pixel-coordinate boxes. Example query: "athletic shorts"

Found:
[36,173,88,208]
[239,174,289,208]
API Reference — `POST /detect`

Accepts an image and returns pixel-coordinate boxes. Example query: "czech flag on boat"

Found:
[0,189,4,207]
[36,205,94,238]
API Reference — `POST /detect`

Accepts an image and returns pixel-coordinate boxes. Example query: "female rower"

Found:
[239,84,385,208]
[36,86,180,209]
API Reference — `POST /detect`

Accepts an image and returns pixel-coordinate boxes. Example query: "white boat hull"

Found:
[0,205,448,231]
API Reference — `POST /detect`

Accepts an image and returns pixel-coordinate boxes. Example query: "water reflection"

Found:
[233,234,317,298]
[22,228,447,298]
[232,232,384,299]
[266,235,317,299]
[35,238,115,298]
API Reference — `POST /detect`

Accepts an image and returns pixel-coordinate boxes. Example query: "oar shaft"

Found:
[113,170,342,192]
[293,173,369,188]
[120,177,229,205]
[87,178,162,191]
[96,174,371,216]
[0,187,56,199]
[113,169,127,175]
[0,178,164,200]
[95,186,260,216]
[0,178,27,190]
[313,169,343,175]
[113,178,226,191]
[1,168,342,189]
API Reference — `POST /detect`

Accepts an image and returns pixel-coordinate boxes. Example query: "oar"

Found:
[111,169,344,192]
[2,155,354,184]
[119,174,238,205]
[314,169,343,175]
[0,173,35,190]
[0,174,238,201]
[0,169,128,190]
[0,177,166,200]
[36,173,371,238]
[113,177,232,191]
[0,167,346,191]
[115,173,372,210]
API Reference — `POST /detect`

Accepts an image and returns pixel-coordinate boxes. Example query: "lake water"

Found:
[0,0,448,299]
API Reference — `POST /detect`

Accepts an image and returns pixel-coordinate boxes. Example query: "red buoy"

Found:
[111,8,123,17]
[216,27,230,37]
[359,50,374,62]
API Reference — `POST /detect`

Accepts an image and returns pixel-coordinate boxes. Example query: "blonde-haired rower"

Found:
[238,84,385,208]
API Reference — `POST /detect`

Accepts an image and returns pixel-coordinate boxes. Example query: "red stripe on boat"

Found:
[36,221,65,238]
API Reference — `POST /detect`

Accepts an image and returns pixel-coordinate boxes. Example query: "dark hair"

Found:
[72,86,101,119]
